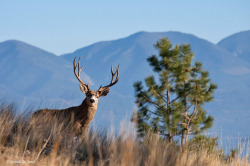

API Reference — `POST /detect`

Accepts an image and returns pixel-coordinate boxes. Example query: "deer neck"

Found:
[79,98,98,120]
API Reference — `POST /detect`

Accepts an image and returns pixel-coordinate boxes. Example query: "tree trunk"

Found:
[185,129,188,144]
[181,130,185,146]
[166,90,173,143]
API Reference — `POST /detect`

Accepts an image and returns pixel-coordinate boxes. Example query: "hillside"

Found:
[62,31,250,137]
[0,40,92,108]
[218,30,250,62]
[0,31,250,138]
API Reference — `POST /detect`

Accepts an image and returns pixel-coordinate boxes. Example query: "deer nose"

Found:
[90,99,95,103]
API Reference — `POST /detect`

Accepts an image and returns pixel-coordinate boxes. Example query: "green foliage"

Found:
[188,135,221,154]
[133,38,217,145]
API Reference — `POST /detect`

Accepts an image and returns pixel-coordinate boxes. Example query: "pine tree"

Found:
[133,38,217,145]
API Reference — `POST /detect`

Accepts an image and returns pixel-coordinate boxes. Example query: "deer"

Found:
[29,56,119,140]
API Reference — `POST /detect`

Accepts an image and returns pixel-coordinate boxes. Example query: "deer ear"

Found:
[98,88,110,97]
[80,83,88,93]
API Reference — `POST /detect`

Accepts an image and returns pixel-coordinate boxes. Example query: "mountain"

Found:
[1,31,250,139]
[0,40,92,108]
[62,31,250,137]
[218,30,250,62]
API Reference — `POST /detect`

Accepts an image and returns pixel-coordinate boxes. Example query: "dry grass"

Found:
[0,102,249,166]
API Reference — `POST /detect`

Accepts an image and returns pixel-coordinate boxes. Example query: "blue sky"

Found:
[0,0,249,55]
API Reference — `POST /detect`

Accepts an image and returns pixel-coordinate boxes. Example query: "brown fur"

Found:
[30,57,119,138]
[30,91,101,137]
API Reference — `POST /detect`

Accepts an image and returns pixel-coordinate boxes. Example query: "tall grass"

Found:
[0,102,249,166]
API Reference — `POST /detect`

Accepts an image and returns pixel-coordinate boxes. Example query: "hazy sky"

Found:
[0,0,249,55]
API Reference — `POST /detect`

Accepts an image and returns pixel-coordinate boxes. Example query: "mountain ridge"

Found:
[60,30,250,136]
[218,30,250,62]
[0,39,92,109]
[0,30,250,137]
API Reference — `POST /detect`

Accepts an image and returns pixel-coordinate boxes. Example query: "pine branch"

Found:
[147,109,161,116]
[150,85,168,103]
[139,90,166,113]
[170,96,180,104]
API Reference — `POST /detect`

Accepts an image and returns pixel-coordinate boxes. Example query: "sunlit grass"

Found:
[0,102,249,166]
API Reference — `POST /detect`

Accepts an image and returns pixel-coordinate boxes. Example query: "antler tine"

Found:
[98,64,120,91]
[110,64,120,82]
[73,56,86,86]
[110,64,114,82]
[111,64,115,75]
[78,57,84,76]
[112,64,119,84]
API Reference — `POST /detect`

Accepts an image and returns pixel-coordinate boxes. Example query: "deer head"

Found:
[73,57,119,107]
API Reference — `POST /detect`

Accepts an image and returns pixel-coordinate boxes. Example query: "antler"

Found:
[73,57,89,90]
[98,64,120,91]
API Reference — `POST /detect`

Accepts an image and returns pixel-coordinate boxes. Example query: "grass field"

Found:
[0,102,249,166]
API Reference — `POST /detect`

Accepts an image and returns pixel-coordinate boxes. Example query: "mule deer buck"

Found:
[30,57,119,138]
